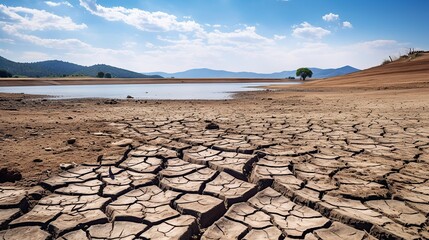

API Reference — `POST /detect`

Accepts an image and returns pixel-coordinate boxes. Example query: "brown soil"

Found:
[278,52,429,90]
[0,53,428,239]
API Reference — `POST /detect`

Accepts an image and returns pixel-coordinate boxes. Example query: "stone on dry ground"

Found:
[1,111,429,239]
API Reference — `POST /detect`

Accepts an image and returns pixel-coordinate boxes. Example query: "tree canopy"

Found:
[0,69,12,78]
[97,71,105,78]
[105,73,112,78]
[296,68,313,80]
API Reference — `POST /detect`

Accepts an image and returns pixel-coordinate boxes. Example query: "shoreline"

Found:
[0,77,302,87]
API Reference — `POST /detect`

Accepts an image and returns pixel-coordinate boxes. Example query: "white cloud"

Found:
[342,21,353,29]
[0,38,15,44]
[202,26,274,46]
[292,22,331,39]
[0,2,404,73]
[2,23,132,62]
[3,35,406,74]
[358,40,399,48]
[79,0,203,32]
[122,41,137,49]
[274,35,286,40]
[322,13,339,22]
[145,42,155,48]
[0,48,11,54]
[45,1,73,7]
[4,28,90,49]
[20,51,52,62]
[0,4,86,31]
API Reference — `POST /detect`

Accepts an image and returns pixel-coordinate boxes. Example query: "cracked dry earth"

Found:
[1,94,429,239]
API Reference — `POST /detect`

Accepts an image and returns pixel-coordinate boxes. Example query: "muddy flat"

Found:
[0,55,429,239]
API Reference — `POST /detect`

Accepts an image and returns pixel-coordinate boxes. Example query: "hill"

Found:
[301,52,429,90]
[145,66,359,79]
[0,56,162,78]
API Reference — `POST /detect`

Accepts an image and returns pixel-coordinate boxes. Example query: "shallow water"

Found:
[0,82,299,100]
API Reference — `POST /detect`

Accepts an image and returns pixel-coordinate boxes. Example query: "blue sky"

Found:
[0,0,428,73]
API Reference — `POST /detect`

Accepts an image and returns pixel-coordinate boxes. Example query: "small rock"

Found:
[127,95,134,99]
[60,163,76,170]
[104,99,118,104]
[205,122,220,130]
[66,116,73,119]
[0,168,22,183]
[33,159,43,163]
[111,139,133,147]
[67,138,76,144]
[44,147,53,151]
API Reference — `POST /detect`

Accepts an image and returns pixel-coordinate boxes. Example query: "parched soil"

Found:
[1,55,429,239]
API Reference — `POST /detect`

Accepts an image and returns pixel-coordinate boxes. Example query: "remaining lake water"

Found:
[0,82,299,100]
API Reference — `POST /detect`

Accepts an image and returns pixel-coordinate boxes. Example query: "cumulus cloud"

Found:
[292,22,331,39]
[79,0,203,32]
[0,38,15,44]
[128,37,408,73]
[274,35,286,40]
[0,4,86,31]
[0,2,401,73]
[202,26,273,46]
[78,0,279,52]
[4,29,90,49]
[0,4,129,62]
[342,21,353,29]
[358,40,399,48]
[122,41,137,49]
[322,13,339,22]
[45,1,73,7]
[20,51,52,62]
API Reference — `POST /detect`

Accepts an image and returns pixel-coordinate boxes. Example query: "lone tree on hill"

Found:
[0,69,12,78]
[296,68,313,80]
[105,73,112,78]
[97,71,105,78]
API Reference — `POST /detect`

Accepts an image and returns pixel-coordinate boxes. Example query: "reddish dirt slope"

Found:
[302,52,429,90]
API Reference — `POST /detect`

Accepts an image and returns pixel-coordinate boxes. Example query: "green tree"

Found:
[105,73,112,78]
[97,71,105,78]
[296,68,313,80]
[0,69,12,78]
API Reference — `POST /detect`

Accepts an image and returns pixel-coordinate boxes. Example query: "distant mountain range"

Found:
[146,66,360,79]
[0,56,162,78]
[0,55,359,79]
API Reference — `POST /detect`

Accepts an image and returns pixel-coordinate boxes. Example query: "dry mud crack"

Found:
[1,115,429,240]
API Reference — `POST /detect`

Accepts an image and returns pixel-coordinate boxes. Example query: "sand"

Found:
[0,54,428,239]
